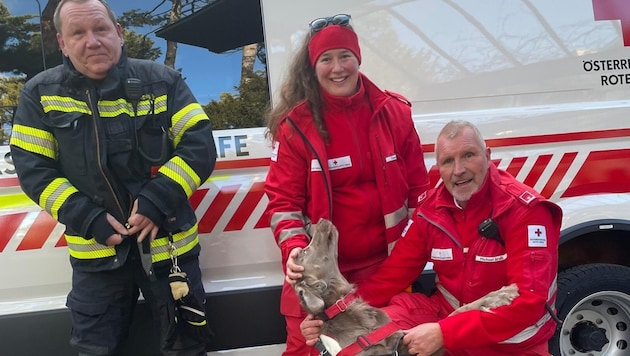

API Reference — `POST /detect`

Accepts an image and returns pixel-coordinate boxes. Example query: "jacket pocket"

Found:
[46,111,87,175]
[66,293,109,316]
[104,117,147,181]
[527,251,553,294]
[136,114,173,166]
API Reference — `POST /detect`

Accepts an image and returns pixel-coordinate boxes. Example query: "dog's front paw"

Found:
[480,283,519,311]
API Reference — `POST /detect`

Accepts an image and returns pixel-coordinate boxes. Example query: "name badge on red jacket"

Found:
[431,248,453,261]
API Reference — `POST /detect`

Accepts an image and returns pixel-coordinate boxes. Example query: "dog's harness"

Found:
[315,292,410,356]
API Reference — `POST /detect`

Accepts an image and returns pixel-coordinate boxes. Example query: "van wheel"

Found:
[550,263,630,356]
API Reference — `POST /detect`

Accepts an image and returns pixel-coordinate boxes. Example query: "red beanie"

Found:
[308,25,361,67]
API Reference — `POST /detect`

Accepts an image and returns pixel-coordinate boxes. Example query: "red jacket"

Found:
[359,164,562,351]
[265,73,429,316]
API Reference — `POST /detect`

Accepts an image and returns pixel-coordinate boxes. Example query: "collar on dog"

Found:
[319,292,358,321]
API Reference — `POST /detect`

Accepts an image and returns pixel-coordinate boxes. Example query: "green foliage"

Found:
[0,76,23,144]
[0,1,51,78]
[203,69,269,130]
[123,29,161,60]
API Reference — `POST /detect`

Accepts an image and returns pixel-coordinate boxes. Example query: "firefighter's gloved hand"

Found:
[87,211,118,245]
[169,271,189,300]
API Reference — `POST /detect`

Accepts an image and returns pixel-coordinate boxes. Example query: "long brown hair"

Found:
[266,26,357,142]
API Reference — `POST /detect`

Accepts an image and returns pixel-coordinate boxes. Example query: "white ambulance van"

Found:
[1,0,630,355]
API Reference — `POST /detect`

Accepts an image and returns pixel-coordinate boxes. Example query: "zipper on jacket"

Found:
[374,134,389,189]
[418,211,466,306]
[370,96,392,190]
[86,89,127,222]
[417,212,463,249]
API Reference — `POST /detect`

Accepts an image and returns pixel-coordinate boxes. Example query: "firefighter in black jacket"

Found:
[9,0,216,354]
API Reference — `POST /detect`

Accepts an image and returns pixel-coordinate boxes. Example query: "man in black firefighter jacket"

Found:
[9,0,217,354]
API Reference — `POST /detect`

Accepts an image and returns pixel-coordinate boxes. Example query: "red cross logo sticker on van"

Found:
[593,0,630,46]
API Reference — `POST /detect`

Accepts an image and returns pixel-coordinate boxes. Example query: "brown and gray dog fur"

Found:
[293,218,519,356]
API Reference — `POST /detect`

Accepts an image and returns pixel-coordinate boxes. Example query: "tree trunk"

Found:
[241,43,258,85]
[164,0,182,69]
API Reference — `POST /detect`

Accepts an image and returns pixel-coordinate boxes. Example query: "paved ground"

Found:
[208,344,285,355]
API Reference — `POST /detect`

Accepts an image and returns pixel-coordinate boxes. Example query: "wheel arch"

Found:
[558,219,630,272]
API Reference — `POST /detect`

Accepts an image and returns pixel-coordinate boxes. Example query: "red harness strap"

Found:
[319,292,358,321]
[336,321,401,356]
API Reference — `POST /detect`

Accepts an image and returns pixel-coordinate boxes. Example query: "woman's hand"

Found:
[285,247,304,285]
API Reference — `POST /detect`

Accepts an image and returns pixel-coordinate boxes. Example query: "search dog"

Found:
[293,218,519,356]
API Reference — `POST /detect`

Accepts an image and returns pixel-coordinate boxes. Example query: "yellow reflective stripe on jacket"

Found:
[65,223,199,262]
[39,178,79,220]
[171,103,209,147]
[150,223,200,263]
[159,156,201,197]
[41,95,91,114]
[65,235,117,259]
[98,95,167,117]
[10,124,58,160]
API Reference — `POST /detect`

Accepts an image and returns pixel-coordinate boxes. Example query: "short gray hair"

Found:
[436,120,486,153]
[53,0,117,33]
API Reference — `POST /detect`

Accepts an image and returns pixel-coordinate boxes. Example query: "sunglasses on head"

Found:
[309,14,352,34]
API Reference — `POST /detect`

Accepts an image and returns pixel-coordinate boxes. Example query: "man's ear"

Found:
[57,33,67,56]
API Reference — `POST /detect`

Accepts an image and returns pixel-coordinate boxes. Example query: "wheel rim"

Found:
[559,291,630,355]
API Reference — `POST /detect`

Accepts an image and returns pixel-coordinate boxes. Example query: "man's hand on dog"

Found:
[300,314,323,346]
[403,322,444,355]
[285,247,305,285]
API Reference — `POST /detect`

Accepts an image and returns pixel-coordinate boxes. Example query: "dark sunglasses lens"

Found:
[310,18,329,32]
[331,14,350,26]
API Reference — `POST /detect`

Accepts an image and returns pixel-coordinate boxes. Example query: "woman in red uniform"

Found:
[264,14,430,356]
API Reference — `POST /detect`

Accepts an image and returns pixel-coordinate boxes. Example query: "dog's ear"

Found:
[300,288,325,314]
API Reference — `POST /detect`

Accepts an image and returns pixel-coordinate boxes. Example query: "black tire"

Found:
[550,263,630,356]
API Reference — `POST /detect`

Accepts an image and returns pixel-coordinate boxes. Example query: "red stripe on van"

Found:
[214,158,270,170]
[523,154,553,188]
[0,212,26,252]
[190,188,209,210]
[485,129,630,148]
[505,157,527,178]
[254,210,270,229]
[422,128,630,153]
[0,177,20,188]
[540,152,578,198]
[224,182,265,231]
[17,212,58,250]
[563,149,630,197]
[55,234,67,247]
[197,185,240,234]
